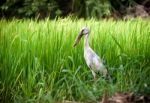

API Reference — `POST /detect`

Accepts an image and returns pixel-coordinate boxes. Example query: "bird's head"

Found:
[81,27,90,35]
[73,27,90,47]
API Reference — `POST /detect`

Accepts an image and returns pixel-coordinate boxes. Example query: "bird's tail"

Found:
[106,74,113,84]
[105,68,113,84]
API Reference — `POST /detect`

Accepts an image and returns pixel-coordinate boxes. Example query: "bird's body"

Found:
[73,27,108,79]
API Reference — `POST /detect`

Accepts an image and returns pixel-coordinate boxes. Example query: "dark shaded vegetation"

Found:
[0,0,150,19]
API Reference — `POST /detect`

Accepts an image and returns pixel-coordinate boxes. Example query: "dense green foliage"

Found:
[0,18,150,102]
[0,0,137,19]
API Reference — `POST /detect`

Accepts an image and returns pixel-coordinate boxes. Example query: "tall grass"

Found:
[0,18,150,102]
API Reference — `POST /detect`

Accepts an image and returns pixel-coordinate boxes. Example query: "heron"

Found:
[73,27,109,80]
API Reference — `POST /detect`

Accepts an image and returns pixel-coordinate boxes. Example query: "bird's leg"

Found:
[91,70,96,80]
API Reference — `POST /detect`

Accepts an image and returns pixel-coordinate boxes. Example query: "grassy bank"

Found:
[0,18,150,102]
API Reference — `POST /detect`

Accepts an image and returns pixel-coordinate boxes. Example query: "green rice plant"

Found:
[0,18,150,102]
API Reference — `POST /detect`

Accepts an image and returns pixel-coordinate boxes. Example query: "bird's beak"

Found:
[73,31,83,47]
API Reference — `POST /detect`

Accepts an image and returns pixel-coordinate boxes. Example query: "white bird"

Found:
[73,27,108,80]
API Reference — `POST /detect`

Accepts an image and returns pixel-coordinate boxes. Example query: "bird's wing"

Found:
[88,48,107,72]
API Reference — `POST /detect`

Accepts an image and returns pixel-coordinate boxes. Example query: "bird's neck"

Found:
[84,34,89,48]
